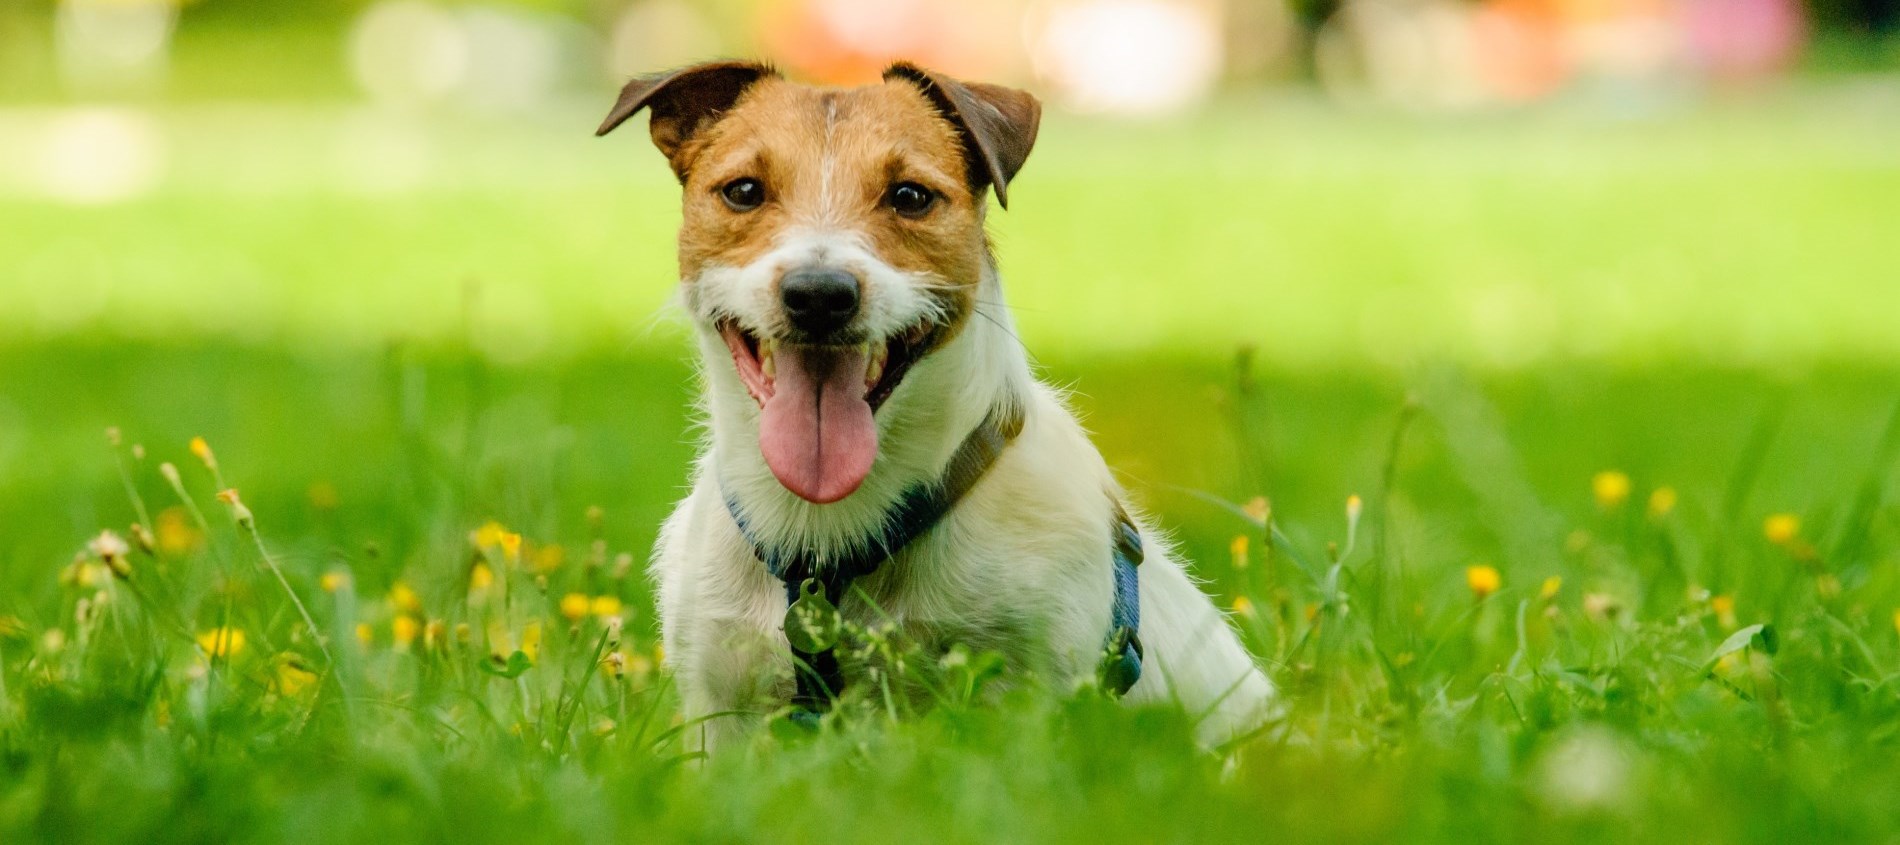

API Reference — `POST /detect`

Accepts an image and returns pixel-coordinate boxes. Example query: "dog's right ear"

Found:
[596,61,776,180]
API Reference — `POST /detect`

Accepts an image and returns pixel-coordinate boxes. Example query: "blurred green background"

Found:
[5,1,1900,842]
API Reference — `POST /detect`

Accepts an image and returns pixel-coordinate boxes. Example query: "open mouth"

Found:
[719,321,937,504]
[719,322,934,412]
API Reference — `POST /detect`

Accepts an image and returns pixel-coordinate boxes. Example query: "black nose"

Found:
[780,267,861,336]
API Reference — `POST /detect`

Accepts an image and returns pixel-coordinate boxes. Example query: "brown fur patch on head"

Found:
[673,76,993,339]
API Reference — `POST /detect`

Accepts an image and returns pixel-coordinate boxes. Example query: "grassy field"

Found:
[4,92,1900,843]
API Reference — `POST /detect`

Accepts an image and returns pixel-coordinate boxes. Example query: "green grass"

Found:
[4,95,1900,843]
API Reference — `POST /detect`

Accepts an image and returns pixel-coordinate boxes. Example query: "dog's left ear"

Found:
[883,63,1041,209]
[597,60,777,180]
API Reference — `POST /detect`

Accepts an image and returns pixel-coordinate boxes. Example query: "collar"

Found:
[723,401,1025,714]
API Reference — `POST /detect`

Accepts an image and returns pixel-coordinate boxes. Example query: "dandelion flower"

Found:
[319,572,349,593]
[355,623,374,645]
[520,621,543,663]
[559,593,589,622]
[473,521,510,551]
[1466,565,1501,599]
[1647,487,1677,520]
[1763,513,1800,546]
[1242,496,1270,524]
[1231,596,1255,617]
[590,595,623,618]
[189,436,217,470]
[1592,471,1631,509]
[273,655,317,696]
[1710,594,1736,629]
[469,563,494,591]
[197,627,247,659]
[1539,575,1563,601]
[1228,535,1249,569]
[155,508,200,555]
[391,615,420,649]
[388,581,422,613]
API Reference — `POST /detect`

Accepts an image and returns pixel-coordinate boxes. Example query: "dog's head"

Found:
[599,61,1040,505]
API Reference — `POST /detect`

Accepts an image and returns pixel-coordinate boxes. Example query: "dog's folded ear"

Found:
[883,63,1041,209]
[597,61,777,180]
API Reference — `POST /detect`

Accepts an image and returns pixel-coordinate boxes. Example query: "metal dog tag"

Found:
[784,578,841,654]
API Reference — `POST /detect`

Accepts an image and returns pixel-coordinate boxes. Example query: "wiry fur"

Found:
[614,64,1274,753]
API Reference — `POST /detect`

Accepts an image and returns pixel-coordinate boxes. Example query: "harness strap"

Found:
[1101,504,1145,695]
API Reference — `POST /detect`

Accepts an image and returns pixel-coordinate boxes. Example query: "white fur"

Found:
[655,237,1273,755]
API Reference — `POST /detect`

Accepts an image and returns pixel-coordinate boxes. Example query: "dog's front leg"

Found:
[672,615,788,755]
[652,490,793,755]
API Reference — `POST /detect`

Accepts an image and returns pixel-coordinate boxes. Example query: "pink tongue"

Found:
[759,345,877,503]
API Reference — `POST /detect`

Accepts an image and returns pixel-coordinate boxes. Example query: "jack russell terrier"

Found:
[598,61,1273,751]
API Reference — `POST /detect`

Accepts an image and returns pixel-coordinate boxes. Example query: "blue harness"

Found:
[722,403,1145,716]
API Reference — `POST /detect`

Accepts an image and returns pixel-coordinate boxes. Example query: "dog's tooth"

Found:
[865,343,887,387]
[760,338,776,379]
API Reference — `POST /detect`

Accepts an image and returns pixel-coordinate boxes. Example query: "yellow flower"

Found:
[1228,535,1249,570]
[155,507,201,555]
[273,656,318,696]
[532,544,565,574]
[319,572,348,593]
[196,627,246,659]
[1647,486,1677,520]
[391,615,420,649]
[1539,575,1563,601]
[559,592,589,622]
[590,595,623,618]
[189,436,217,469]
[1345,494,1363,533]
[499,532,523,561]
[1592,471,1631,509]
[423,619,447,651]
[1242,496,1270,524]
[388,581,422,613]
[1710,594,1737,629]
[469,564,494,591]
[1763,513,1800,546]
[355,623,374,645]
[520,621,542,663]
[473,521,510,550]
[1231,596,1255,617]
[1466,565,1501,599]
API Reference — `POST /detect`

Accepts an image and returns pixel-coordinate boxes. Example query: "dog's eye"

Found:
[887,182,936,218]
[720,178,765,212]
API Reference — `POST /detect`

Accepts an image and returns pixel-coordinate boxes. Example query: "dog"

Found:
[598,61,1273,752]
